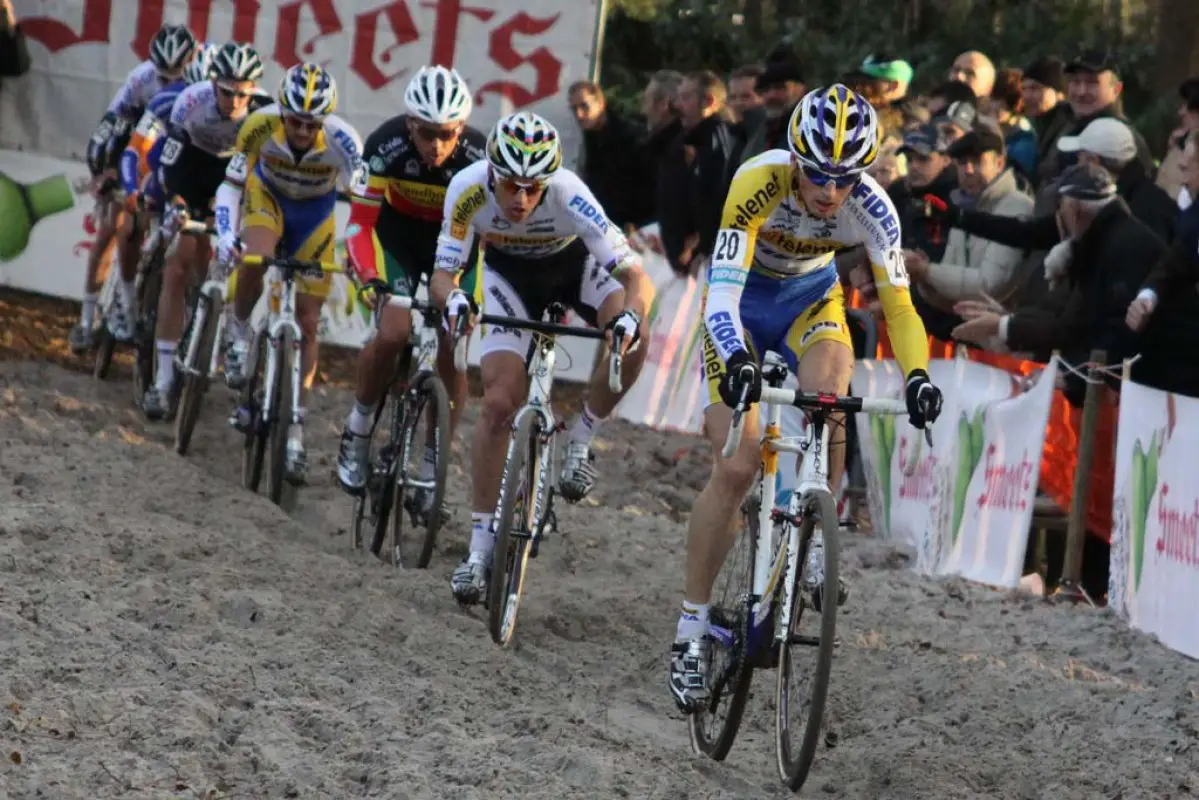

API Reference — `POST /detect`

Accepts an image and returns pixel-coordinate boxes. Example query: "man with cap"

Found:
[1021,56,1072,169]
[1058,117,1176,242]
[905,127,1033,340]
[738,46,805,163]
[953,162,1165,404]
[936,99,981,146]
[1040,48,1153,184]
[890,123,958,263]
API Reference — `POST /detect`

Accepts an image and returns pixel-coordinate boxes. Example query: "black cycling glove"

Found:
[718,349,762,409]
[905,369,943,429]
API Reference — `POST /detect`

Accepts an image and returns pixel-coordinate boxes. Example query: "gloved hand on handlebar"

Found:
[604,308,642,353]
[718,349,762,409]
[216,233,242,266]
[905,369,943,429]
[443,288,477,334]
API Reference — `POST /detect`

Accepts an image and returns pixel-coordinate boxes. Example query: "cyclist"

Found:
[336,66,486,509]
[668,84,944,712]
[217,62,365,485]
[142,41,266,420]
[71,23,197,353]
[110,42,219,341]
[432,111,656,606]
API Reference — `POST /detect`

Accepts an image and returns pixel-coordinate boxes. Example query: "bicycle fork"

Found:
[177,281,226,379]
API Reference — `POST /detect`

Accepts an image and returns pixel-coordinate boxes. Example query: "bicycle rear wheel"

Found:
[267,329,295,506]
[389,373,451,569]
[688,485,759,760]
[487,412,544,647]
[240,330,269,492]
[174,294,221,456]
[775,489,839,791]
[366,392,404,558]
[351,396,395,552]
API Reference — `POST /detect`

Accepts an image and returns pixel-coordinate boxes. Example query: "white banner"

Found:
[1110,380,1199,659]
[854,357,1051,586]
[2,0,601,167]
[0,148,600,382]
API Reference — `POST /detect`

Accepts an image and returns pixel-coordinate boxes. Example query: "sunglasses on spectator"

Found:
[413,123,462,142]
[217,83,255,100]
[801,166,860,189]
[284,114,323,134]
[497,176,547,196]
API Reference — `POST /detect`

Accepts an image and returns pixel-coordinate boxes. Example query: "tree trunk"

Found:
[1155,0,1199,93]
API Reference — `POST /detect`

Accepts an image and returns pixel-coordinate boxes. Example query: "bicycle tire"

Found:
[688,488,759,760]
[240,330,269,492]
[93,324,116,380]
[133,267,163,409]
[174,294,221,456]
[351,397,394,552]
[389,373,451,569]
[775,489,839,791]
[267,328,294,506]
[487,411,543,647]
[367,392,404,559]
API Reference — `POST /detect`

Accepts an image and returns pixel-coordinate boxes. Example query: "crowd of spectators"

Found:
[570,45,1199,401]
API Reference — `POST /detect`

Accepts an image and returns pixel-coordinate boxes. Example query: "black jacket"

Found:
[0,20,31,79]
[1116,159,1176,244]
[656,114,741,272]
[578,110,651,230]
[1004,200,1164,404]
[889,167,959,263]
[1134,200,1199,398]
[1032,103,1073,186]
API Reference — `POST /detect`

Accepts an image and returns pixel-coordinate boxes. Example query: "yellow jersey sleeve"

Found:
[225,108,278,187]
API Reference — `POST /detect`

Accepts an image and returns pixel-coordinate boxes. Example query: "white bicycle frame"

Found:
[722,385,917,651]
[249,266,307,433]
[177,226,226,380]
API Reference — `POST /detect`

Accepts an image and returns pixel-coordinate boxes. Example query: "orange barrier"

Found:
[848,288,1115,542]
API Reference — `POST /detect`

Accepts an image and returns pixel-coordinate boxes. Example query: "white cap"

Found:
[1056,117,1137,163]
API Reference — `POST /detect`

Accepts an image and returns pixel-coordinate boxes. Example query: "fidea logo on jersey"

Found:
[851,182,900,246]
[568,194,609,233]
[730,171,783,229]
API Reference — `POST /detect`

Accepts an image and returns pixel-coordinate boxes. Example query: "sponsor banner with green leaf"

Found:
[1111,380,1198,659]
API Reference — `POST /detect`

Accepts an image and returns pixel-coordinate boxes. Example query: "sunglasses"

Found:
[802,165,860,189]
[284,114,322,134]
[414,123,462,143]
[498,176,546,196]
[216,83,255,100]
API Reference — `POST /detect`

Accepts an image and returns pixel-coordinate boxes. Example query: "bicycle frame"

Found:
[177,256,228,380]
[255,267,305,433]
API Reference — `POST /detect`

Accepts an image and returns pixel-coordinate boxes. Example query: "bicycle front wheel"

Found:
[389,373,451,569]
[267,329,295,507]
[133,266,164,408]
[240,330,269,492]
[487,411,544,647]
[775,489,839,791]
[175,294,221,456]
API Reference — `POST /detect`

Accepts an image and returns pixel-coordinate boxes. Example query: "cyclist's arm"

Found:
[213,112,272,240]
[702,160,785,363]
[872,249,930,376]
[430,176,483,308]
[563,178,654,318]
[119,110,161,197]
[87,112,121,177]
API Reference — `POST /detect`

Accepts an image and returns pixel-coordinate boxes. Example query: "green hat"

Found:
[861,54,913,85]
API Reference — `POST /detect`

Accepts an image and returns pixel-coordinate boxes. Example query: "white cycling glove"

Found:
[606,309,642,351]
[216,233,241,267]
[444,289,473,330]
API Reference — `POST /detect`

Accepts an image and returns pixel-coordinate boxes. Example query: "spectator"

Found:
[861,53,914,108]
[949,51,996,101]
[638,69,684,228]
[936,99,996,146]
[1057,117,1176,242]
[891,123,958,263]
[953,164,1171,403]
[656,70,740,277]
[906,129,1033,340]
[1156,78,1199,201]
[926,80,976,117]
[1021,56,1072,176]
[727,64,764,124]
[992,67,1038,180]
[868,130,906,190]
[568,81,651,230]
[1040,48,1153,184]
[0,0,31,81]
[739,49,804,162]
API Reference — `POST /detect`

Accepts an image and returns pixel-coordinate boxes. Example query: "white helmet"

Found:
[279,62,338,117]
[183,42,218,84]
[788,83,881,177]
[404,66,473,124]
[149,24,196,73]
[486,112,562,181]
[211,41,265,83]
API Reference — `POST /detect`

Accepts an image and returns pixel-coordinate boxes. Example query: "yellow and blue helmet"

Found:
[278,62,338,118]
[788,83,881,177]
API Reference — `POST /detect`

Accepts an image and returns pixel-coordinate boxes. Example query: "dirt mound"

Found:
[1,303,1197,798]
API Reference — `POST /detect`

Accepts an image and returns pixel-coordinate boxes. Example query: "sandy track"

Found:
[1,355,1197,800]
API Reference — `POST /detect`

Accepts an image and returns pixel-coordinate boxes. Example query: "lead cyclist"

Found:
[668,84,944,712]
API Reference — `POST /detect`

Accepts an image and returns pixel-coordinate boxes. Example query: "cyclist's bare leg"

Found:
[685,403,762,606]
[74,209,120,348]
[436,327,468,434]
[795,340,854,494]
[355,304,411,409]
[472,351,528,517]
[296,293,323,398]
[232,226,276,323]
[584,288,649,416]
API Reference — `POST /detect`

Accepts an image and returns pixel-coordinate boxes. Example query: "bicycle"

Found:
[458,302,626,647]
[688,356,929,792]
[231,254,341,507]
[349,279,456,569]
[173,223,230,456]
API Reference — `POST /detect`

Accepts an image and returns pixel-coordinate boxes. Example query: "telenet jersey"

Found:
[703,149,929,377]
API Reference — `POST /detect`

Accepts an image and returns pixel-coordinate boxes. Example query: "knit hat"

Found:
[1023,56,1066,94]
